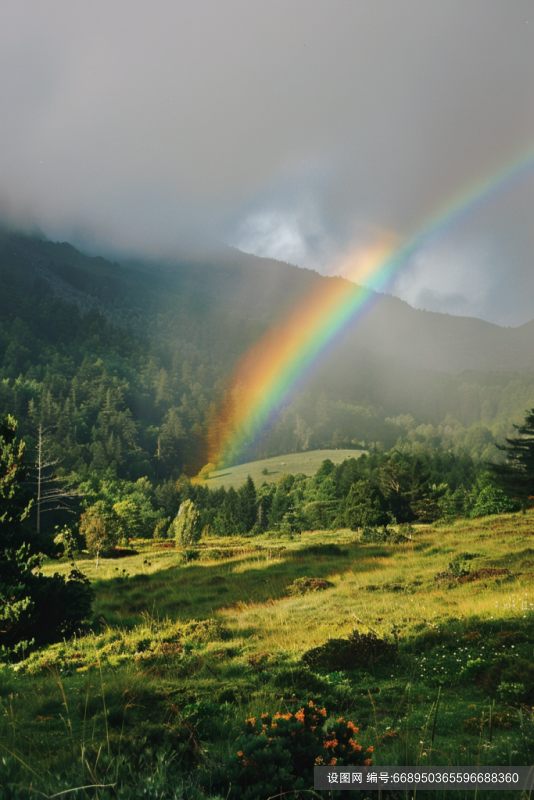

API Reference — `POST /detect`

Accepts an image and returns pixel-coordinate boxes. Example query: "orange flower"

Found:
[324,738,338,749]
[347,721,358,733]
[295,709,305,722]
[338,718,344,722]
[319,708,327,717]
[237,751,243,757]
[246,717,255,726]
[328,758,337,766]
[314,756,324,765]
[349,740,362,752]
[309,700,315,707]
[261,713,269,719]
[364,758,372,766]
[366,746,374,753]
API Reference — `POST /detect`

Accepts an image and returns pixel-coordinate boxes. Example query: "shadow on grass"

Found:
[92,542,390,629]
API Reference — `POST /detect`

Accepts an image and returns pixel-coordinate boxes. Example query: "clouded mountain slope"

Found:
[3,231,530,376]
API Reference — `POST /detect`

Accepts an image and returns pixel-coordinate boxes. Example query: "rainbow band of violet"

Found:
[208,145,534,468]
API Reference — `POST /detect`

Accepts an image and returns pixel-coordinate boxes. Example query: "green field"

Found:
[1,512,532,798]
[201,448,366,489]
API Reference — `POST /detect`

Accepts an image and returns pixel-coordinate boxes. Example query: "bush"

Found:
[211,702,372,799]
[0,548,94,660]
[301,630,397,672]
[470,486,520,517]
[179,548,201,563]
[286,577,334,596]
[360,526,407,544]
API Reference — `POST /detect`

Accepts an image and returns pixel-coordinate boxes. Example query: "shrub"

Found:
[180,548,201,563]
[0,550,94,660]
[360,526,407,544]
[53,525,81,560]
[286,577,334,596]
[300,543,346,557]
[212,702,372,799]
[470,486,519,518]
[301,630,397,672]
[171,618,231,643]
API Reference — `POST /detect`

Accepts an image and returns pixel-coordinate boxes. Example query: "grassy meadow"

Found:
[2,513,534,798]
[199,449,365,489]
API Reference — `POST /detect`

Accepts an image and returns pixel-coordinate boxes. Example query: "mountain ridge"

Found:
[1,229,533,376]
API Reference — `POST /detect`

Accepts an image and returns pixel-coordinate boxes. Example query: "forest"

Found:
[2,230,534,541]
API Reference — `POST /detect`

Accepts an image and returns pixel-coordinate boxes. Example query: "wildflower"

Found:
[319,708,327,716]
[295,709,305,722]
[328,758,338,766]
[347,721,358,733]
[237,751,243,757]
[324,739,339,749]
[366,746,374,753]
[364,758,372,766]
[246,717,255,726]
[309,700,314,707]
[350,740,362,751]
[315,756,324,765]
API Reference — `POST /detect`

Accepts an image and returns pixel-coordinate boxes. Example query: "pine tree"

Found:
[491,408,534,508]
[237,476,257,532]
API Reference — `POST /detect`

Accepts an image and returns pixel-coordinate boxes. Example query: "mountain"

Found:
[4,229,533,375]
[1,228,534,475]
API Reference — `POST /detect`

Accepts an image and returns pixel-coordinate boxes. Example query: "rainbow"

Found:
[208,146,534,467]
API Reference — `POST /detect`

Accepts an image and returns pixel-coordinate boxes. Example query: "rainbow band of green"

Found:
[225,146,534,463]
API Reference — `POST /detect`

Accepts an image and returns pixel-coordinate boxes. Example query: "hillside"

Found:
[2,228,534,482]
[199,449,366,490]
[4,229,534,375]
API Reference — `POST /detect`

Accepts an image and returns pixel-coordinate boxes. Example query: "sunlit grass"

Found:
[5,511,534,796]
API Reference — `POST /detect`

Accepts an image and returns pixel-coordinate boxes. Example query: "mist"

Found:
[2,1,533,324]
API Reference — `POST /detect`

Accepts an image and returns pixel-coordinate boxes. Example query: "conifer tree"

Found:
[492,408,534,508]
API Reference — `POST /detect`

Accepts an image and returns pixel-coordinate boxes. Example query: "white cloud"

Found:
[391,239,496,319]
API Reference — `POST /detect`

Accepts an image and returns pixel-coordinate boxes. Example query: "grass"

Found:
[4,512,534,797]
[198,448,365,489]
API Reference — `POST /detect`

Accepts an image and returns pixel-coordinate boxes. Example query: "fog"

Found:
[1,1,533,324]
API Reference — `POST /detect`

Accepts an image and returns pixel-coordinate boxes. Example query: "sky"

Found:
[1,1,533,326]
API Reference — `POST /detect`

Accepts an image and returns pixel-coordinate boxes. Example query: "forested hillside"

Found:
[2,228,534,498]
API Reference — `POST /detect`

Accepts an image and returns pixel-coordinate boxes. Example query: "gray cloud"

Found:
[1,1,533,323]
